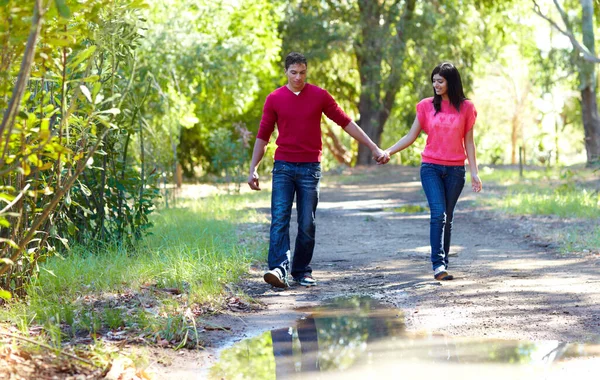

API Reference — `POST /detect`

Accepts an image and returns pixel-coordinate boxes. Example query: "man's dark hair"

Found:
[431,62,467,114]
[285,52,307,70]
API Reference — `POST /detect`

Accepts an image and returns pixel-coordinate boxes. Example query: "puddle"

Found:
[208,296,600,379]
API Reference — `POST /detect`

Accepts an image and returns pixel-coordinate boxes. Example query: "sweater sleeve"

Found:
[464,101,477,134]
[322,90,352,128]
[256,94,277,142]
[416,99,429,133]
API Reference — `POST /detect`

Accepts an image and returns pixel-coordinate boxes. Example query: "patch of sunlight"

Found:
[488,258,583,271]
[413,245,432,253]
[318,199,401,210]
[387,214,429,220]
[323,181,422,189]
[502,278,597,294]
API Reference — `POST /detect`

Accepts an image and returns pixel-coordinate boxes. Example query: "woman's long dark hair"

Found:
[431,62,466,114]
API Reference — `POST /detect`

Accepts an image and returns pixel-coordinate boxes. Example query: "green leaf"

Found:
[54,0,72,19]
[0,193,16,202]
[0,238,18,249]
[96,108,121,115]
[0,290,11,301]
[80,85,93,103]
[79,75,100,83]
[79,183,92,196]
[68,46,97,69]
[42,267,58,277]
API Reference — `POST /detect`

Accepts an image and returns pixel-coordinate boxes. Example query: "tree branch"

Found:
[0,127,112,276]
[382,0,416,119]
[0,0,46,162]
[0,184,30,215]
[532,0,600,63]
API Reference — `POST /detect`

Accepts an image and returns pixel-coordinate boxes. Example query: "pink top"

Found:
[257,83,351,163]
[416,97,477,166]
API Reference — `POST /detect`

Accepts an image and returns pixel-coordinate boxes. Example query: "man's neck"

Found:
[286,83,305,93]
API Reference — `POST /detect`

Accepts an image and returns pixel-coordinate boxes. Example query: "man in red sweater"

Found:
[247,52,389,288]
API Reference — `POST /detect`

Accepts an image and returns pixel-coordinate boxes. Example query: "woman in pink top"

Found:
[385,62,482,281]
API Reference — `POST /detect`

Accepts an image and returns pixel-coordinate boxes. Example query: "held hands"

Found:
[471,173,482,193]
[372,147,390,165]
[247,169,261,191]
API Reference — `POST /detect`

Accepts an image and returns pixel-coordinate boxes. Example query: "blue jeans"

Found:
[268,160,321,279]
[420,163,465,272]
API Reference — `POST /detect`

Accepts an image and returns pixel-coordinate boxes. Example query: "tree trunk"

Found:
[354,0,384,166]
[323,124,352,165]
[580,86,600,164]
[580,0,600,165]
[354,0,415,165]
[511,113,519,165]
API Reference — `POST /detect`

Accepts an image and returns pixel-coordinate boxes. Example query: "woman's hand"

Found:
[471,173,482,192]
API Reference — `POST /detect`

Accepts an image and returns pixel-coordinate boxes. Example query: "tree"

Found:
[533,0,600,166]
[138,0,282,179]
[0,0,155,296]
[281,0,515,165]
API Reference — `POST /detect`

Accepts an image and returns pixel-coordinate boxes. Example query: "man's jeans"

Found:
[268,160,321,280]
[420,163,465,272]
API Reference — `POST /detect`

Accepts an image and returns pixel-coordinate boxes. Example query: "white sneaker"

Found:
[264,268,288,288]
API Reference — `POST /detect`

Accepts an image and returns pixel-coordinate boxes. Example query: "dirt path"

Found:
[155,165,600,378]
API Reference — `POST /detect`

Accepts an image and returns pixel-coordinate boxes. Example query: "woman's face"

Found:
[432,73,448,97]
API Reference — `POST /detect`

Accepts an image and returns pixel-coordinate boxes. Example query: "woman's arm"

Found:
[385,116,422,156]
[464,128,482,192]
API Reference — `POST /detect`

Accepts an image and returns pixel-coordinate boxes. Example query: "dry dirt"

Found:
[152,165,600,379]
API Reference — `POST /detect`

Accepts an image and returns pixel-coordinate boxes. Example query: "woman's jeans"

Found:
[268,160,321,280]
[420,163,465,272]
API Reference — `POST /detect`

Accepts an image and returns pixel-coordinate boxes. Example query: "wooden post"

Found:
[519,146,523,178]
[176,163,182,189]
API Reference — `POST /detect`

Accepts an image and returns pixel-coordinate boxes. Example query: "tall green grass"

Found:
[1,191,270,341]
[495,188,600,218]
[477,166,599,255]
[478,166,599,218]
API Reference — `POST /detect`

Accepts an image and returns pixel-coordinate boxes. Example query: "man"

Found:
[247,52,389,289]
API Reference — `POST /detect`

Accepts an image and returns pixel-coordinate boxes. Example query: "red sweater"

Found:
[416,98,477,166]
[257,83,351,162]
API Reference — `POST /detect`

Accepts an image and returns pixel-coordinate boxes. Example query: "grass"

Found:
[0,190,270,353]
[559,225,600,254]
[478,166,599,218]
[477,165,600,255]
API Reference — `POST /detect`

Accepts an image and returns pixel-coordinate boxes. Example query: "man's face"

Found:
[285,63,307,91]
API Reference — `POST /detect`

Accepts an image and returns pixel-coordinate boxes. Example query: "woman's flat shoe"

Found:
[434,271,454,281]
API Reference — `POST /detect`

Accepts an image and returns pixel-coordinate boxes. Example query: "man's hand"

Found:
[372,147,390,165]
[248,169,261,191]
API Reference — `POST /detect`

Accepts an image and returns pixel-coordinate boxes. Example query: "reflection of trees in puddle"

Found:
[209,331,276,380]
[312,296,405,371]
[209,296,403,379]
[208,296,598,379]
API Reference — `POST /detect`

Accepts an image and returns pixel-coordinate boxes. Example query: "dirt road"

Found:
[157,165,600,378]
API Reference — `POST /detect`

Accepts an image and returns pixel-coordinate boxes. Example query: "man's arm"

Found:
[247,138,268,190]
[343,121,389,163]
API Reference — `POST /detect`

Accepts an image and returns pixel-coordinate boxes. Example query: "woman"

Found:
[385,62,482,281]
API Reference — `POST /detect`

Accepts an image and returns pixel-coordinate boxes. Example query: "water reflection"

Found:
[209,296,600,379]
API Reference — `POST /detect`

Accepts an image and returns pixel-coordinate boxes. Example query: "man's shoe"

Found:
[264,268,288,288]
[294,275,317,287]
